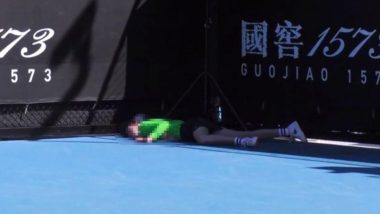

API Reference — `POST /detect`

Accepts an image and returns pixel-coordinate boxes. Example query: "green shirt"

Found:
[138,118,184,140]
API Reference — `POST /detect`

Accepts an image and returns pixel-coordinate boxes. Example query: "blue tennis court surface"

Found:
[0,136,379,214]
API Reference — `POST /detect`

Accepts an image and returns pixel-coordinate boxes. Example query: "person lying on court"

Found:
[124,114,307,147]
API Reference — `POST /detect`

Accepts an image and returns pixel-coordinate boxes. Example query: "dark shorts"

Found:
[180,118,222,141]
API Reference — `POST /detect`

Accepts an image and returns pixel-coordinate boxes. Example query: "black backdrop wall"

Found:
[2,0,380,142]
[125,0,205,119]
[0,0,206,138]
[0,0,135,138]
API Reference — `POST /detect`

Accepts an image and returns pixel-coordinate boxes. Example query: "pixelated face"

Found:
[127,123,139,137]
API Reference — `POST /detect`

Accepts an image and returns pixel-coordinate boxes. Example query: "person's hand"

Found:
[135,137,144,142]
[145,137,153,143]
[135,137,153,143]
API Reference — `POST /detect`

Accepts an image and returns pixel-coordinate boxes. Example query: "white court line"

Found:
[307,138,380,150]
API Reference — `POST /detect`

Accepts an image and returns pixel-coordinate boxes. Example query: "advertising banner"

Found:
[0,0,131,104]
[217,0,380,132]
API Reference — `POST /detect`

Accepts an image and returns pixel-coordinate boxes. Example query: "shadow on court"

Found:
[36,136,380,177]
[253,139,380,164]
[312,166,380,177]
[167,139,380,177]
[167,138,380,163]
[46,135,380,167]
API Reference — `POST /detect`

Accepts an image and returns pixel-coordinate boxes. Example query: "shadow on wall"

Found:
[32,0,205,137]
[32,0,159,138]
[120,0,205,121]
[32,0,154,137]
[32,0,97,137]
[86,1,144,125]
[91,0,154,125]
[113,0,150,123]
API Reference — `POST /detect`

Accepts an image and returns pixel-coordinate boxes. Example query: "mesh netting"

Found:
[0,102,120,129]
